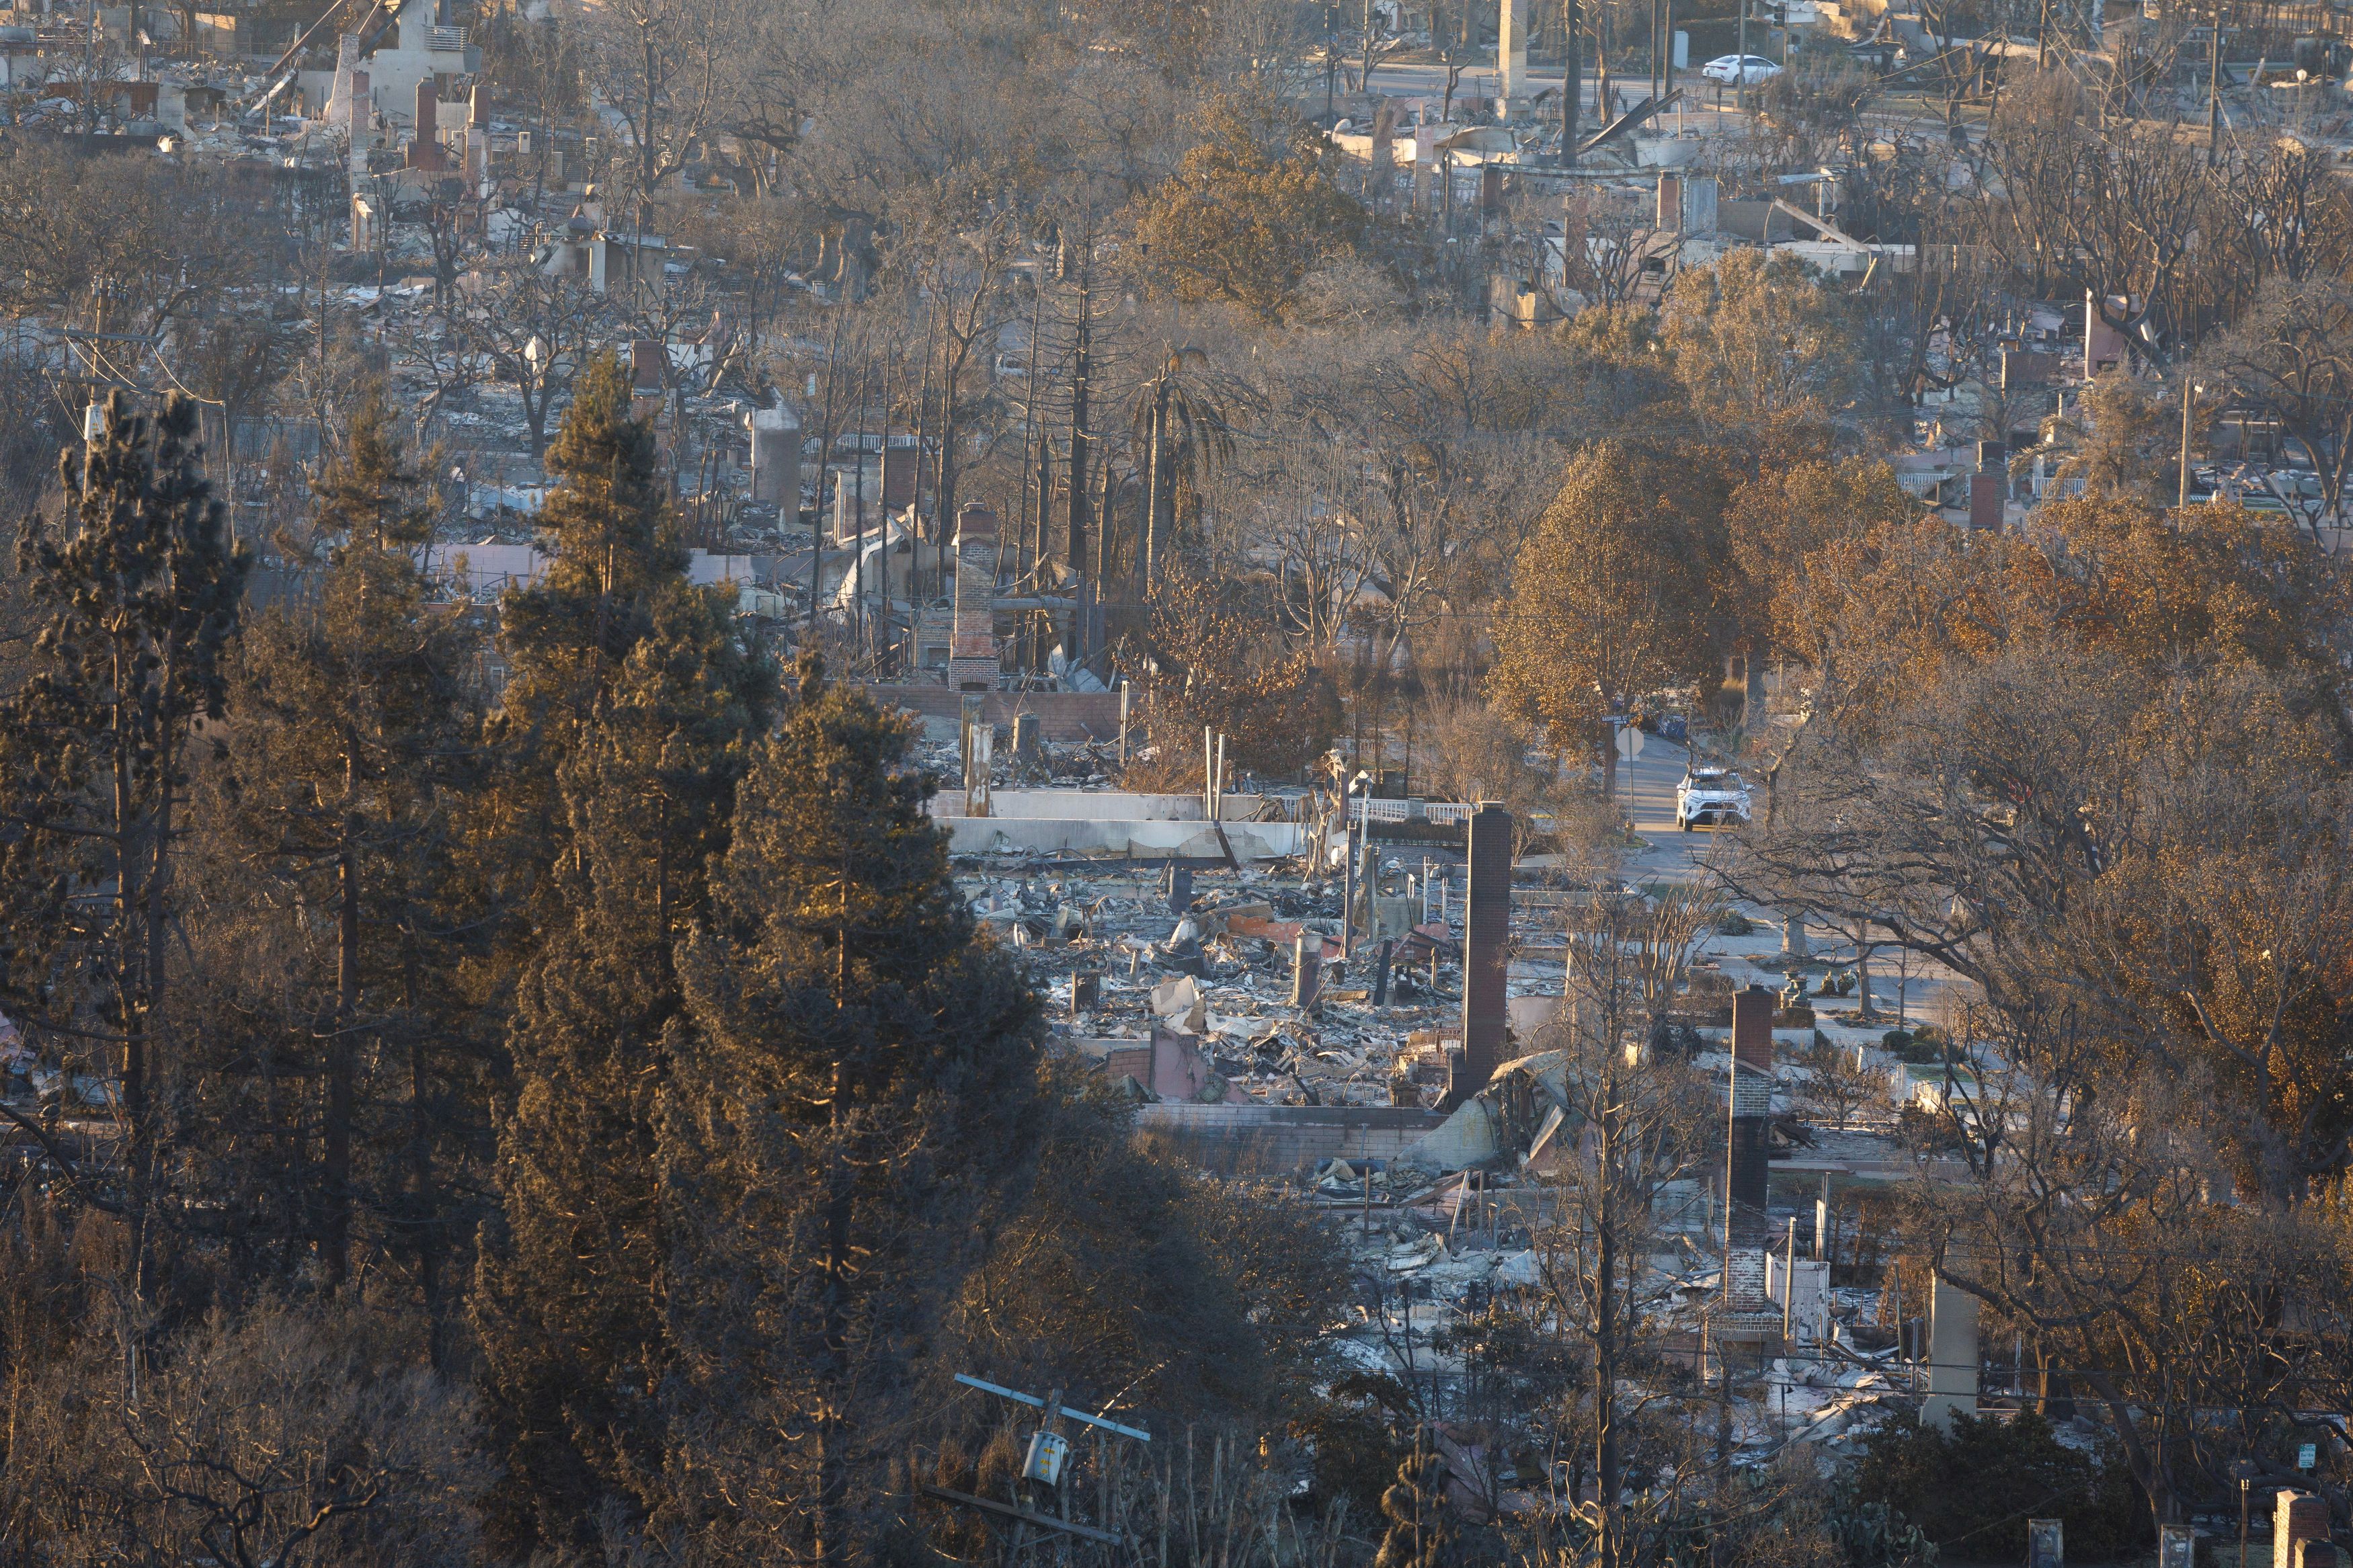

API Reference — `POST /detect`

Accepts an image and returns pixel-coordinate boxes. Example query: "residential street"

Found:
[1607,734,1743,889]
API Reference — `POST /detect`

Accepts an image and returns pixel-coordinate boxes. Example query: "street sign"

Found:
[2299,1442,2318,1470]
[1614,725,1646,761]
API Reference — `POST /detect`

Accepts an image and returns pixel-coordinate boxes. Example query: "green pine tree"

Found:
[0,390,249,1298]
[655,655,1045,1563]
[478,346,772,927]
[473,362,775,1556]
[305,382,436,552]
[493,347,689,759]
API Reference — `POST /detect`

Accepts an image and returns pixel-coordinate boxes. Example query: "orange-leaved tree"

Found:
[1129,95,1370,323]
[1488,440,1737,794]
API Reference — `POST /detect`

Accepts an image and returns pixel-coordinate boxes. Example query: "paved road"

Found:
[1310,59,1780,176]
[1607,735,1747,889]
[1336,56,2007,151]
[1341,60,1757,122]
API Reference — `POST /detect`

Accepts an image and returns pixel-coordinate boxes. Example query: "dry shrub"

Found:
[1418,695,1616,858]
[1,1292,479,1567]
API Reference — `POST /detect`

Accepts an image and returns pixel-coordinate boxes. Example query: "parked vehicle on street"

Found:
[1702,53,1782,85]
[1676,766,1753,829]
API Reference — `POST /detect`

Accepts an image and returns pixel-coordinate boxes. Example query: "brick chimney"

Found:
[2278,1493,2331,1568]
[405,77,446,170]
[629,339,664,423]
[1449,804,1513,1103]
[1726,985,1775,1245]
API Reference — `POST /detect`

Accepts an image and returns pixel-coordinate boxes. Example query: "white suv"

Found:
[1676,766,1753,830]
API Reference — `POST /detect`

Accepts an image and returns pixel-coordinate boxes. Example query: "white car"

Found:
[1676,766,1753,830]
[1702,53,1782,85]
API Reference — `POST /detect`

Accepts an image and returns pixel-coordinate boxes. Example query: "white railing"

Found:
[1353,798,1476,826]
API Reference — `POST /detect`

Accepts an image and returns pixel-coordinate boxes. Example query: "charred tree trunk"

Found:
[325,748,359,1292]
[1065,259,1092,658]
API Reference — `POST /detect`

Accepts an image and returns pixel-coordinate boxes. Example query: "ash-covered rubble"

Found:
[931,766,1962,1473]
[917,732,1120,788]
[1296,1153,1916,1484]
[955,855,1464,1110]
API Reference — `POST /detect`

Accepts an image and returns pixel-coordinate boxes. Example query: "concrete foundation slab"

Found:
[1133,1103,1446,1173]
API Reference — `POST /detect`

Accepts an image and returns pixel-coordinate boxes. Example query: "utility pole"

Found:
[1355,771,1374,950]
[2178,376,2198,510]
[1325,3,1339,118]
[1091,452,1112,655]
[852,362,870,651]
[1559,0,1583,164]
[925,1374,1148,1552]
[1142,355,1168,592]
[1781,1217,1797,1343]
[1737,0,1749,114]
[82,0,97,135]
[1016,261,1046,671]
[2207,1,2225,166]
[1648,0,1659,103]
[1662,0,1675,110]
[1063,235,1092,662]
[877,352,898,672]
[910,297,938,531]
[811,310,846,632]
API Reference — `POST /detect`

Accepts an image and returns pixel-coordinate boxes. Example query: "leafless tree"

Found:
[580,0,750,234]
[1978,75,2206,347]
[2205,275,2353,542]
[1,1300,479,1568]
[453,270,611,458]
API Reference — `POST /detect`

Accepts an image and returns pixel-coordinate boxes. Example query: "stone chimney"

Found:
[329,32,357,125]
[748,405,799,506]
[346,67,371,190]
[465,81,489,184]
[948,503,999,691]
[1498,0,1528,103]
[1921,1271,1982,1432]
